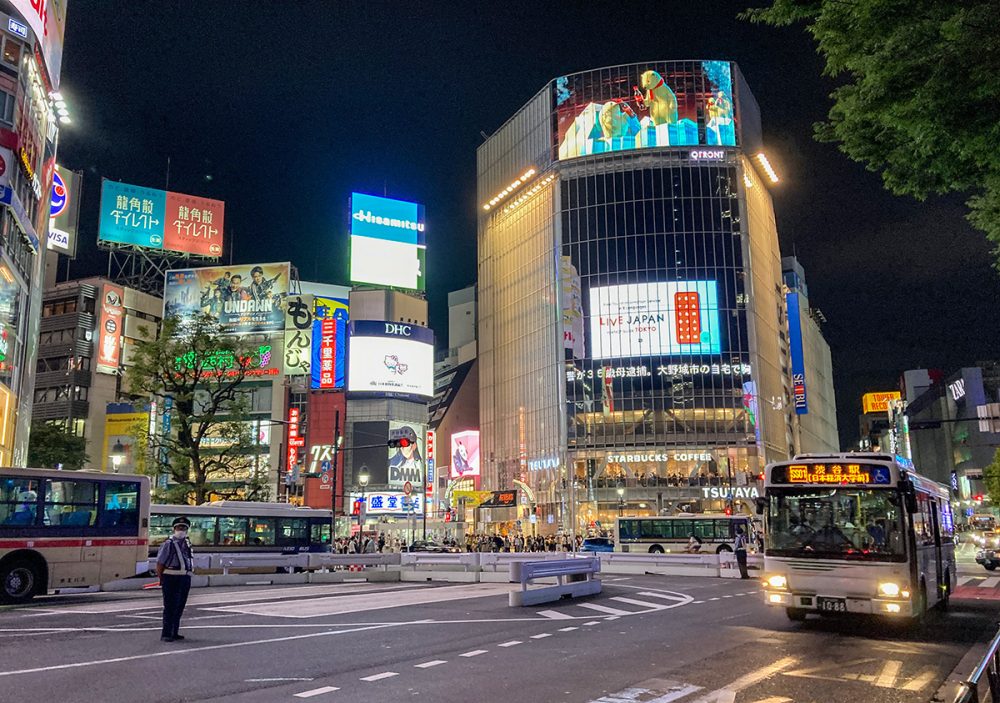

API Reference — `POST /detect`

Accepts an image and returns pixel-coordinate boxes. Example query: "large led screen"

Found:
[349,192,426,291]
[388,421,426,489]
[555,61,736,161]
[163,262,290,334]
[347,321,434,399]
[450,430,480,480]
[589,281,722,358]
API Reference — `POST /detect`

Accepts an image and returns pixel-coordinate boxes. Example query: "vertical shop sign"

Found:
[96,284,125,374]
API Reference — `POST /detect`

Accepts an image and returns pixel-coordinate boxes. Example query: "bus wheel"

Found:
[786,608,807,621]
[1,560,39,604]
[648,545,664,554]
[716,545,732,554]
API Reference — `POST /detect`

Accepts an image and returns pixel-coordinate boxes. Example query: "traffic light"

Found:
[724,506,733,516]
[388,437,412,449]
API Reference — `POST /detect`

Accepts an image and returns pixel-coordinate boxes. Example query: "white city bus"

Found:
[0,468,151,603]
[760,453,956,622]
[615,514,757,554]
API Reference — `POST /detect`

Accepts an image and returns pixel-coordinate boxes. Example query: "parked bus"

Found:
[615,514,755,554]
[0,468,150,603]
[760,453,956,622]
[149,501,332,555]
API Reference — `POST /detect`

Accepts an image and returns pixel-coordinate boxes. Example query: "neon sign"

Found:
[174,345,276,378]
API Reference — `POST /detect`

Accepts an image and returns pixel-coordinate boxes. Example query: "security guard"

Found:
[156,516,194,642]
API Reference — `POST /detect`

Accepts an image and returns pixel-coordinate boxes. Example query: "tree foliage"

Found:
[27,421,88,470]
[743,0,1000,261]
[984,448,1000,508]
[125,313,271,504]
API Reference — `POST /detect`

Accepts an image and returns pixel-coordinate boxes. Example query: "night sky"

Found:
[56,1,1000,448]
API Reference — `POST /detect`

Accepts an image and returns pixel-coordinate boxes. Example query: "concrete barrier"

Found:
[509,558,601,607]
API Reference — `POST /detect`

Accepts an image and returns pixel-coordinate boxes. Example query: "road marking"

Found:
[360,672,398,682]
[583,621,601,626]
[558,626,579,632]
[958,576,981,586]
[693,600,706,604]
[247,678,314,682]
[636,591,689,603]
[874,660,902,688]
[530,633,552,639]
[611,597,666,610]
[294,686,340,698]
[750,698,793,703]
[721,595,733,598]
[538,609,575,619]
[980,577,1000,588]
[709,597,720,601]
[901,669,937,691]
[577,603,633,616]
[588,682,702,703]
[460,650,487,657]
[784,658,877,682]
[415,660,447,668]
[497,640,522,647]
[0,622,402,678]
[688,657,797,703]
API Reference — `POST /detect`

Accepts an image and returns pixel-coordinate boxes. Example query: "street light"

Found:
[616,484,625,517]
[358,468,369,534]
[110,440,125,474]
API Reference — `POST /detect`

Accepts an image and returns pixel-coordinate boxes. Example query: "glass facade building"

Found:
[478,61,814,534]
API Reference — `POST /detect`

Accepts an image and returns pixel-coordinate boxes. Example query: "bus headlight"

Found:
[766,575,788,590]
[878,582,902,598]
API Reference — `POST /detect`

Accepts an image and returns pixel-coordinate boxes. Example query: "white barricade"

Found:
[400,553,480,572]
[509,558,601,607]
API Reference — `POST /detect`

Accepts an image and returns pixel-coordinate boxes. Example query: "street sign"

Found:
[320,460,331,473]
[403,481,413,496]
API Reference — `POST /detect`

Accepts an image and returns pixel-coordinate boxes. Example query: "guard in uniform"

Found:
[156,516,194,642]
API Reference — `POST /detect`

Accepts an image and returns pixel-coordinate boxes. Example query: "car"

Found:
[976,548,1000,571]
[407,540,461,553]
[580,537,615,553]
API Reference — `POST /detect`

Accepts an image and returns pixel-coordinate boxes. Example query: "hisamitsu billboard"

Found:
[349,192,426,291]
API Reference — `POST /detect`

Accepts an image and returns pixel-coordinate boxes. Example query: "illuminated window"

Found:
[2,39,20,67]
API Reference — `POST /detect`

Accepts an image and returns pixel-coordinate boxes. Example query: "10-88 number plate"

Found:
[817,597,847,613]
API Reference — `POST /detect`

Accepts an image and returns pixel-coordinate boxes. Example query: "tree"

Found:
[27,421,88,470]
[125,313,271,504]
[984,449,1000,508]
[743,1,1000,262]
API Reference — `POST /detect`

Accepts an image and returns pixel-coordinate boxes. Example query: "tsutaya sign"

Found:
[702,486,759,500]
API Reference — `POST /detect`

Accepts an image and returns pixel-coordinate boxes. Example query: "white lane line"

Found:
[360,672,398,682]
[247,678,314,682]
[537,609,574,619]
[530,633,552,639]
[558,626,579,632]
[294,686,340,698]
[693,600,706,604]
[979,577,1000,588]
[709,597,720,601]
[0,622,402,678]
[722,595,733,598]
[497,640,522,647]
[577,603,633,616]
[414,660,447,669]
[874,660,902,688]
[583,621,601,626]
[460,650,487,657]
[610,596,666,610]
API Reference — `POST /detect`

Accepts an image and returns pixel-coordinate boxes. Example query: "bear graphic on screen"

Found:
[633,70,678,125]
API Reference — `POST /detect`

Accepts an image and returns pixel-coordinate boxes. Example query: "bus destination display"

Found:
[775,463,892,485]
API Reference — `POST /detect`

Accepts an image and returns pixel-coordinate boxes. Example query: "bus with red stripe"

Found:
[0,468,150,603]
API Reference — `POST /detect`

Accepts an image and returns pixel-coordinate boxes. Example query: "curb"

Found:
[932,635,993,703]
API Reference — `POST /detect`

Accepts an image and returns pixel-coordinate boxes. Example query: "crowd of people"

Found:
[463,533,583,552]
[592,470,759,488]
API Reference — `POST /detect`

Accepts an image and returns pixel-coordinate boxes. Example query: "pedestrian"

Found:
[734,527,750,579]
[156,516,194,642]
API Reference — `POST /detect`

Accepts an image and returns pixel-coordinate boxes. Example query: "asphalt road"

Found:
[0,551,996,703]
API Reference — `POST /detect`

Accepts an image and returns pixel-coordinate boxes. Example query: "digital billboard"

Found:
[388,422,426,489]
[555,61,737,161]
[311,295,349,389]
[99,180,225,257]
[163,262,290,334]
[48,165,81,257]
[449,430,480,480]
[347,320,434,399]
[589,281,722,359]
[349,192,426,291]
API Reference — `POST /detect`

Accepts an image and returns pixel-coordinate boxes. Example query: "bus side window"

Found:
[44,479,98,527]
[99,482,141,528]
[249,517,276,545]
[219,517,248,546]
[0,477,40,526]
[149,514,174,546]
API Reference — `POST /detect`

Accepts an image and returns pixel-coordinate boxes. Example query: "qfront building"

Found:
[477,61,837,533]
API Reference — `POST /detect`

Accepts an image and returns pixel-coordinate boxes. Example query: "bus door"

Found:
[929,499,944,596]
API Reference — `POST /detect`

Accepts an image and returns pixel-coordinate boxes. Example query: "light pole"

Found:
[616,484,625,517]
[358,468,369,535]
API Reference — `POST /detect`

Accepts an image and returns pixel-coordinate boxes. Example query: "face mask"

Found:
[174,530,188,540]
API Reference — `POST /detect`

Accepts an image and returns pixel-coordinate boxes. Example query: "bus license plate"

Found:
[817,597,846,613]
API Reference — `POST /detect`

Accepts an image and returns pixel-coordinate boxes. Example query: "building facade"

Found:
[478,61,824,534]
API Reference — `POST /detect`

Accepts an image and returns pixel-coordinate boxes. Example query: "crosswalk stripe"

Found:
[610,597,666,610]
[637,591,689,603]
[577,603,633,616]
[294,686,340,698]
[538,609,575,619]
[979,577,1000,588]
[874,660,902,688]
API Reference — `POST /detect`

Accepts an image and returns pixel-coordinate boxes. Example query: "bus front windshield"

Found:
[766,488,906,561]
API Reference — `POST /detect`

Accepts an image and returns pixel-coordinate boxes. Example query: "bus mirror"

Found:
[754,497,766,515]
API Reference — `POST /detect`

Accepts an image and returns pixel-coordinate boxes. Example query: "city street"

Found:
[2,559,997,703]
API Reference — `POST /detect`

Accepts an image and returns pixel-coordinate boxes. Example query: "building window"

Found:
[0,90,14,126]
[2,39,20,67]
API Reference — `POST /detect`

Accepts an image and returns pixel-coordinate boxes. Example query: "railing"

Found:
[955,626,1000,703]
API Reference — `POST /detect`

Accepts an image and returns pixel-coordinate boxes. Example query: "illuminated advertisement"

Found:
[48,165,81,257]
[10,0,68,88]
[589,281,721,359]
[355,491,423,516]
[102,408,149,473]
[388,421,426,489]
[862,391,901,415]
[173,344,278,379]
[163,262,290,334]
[349,192,426,291]
[786,292,808,414]
[283,294,313,377]
[560,256,585,359]
[555,61,737,161]
[347,320,434,399]
[99,180,225,257]
[311,295,349,389]
[96,283,124,374]
[449,430,480,480]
